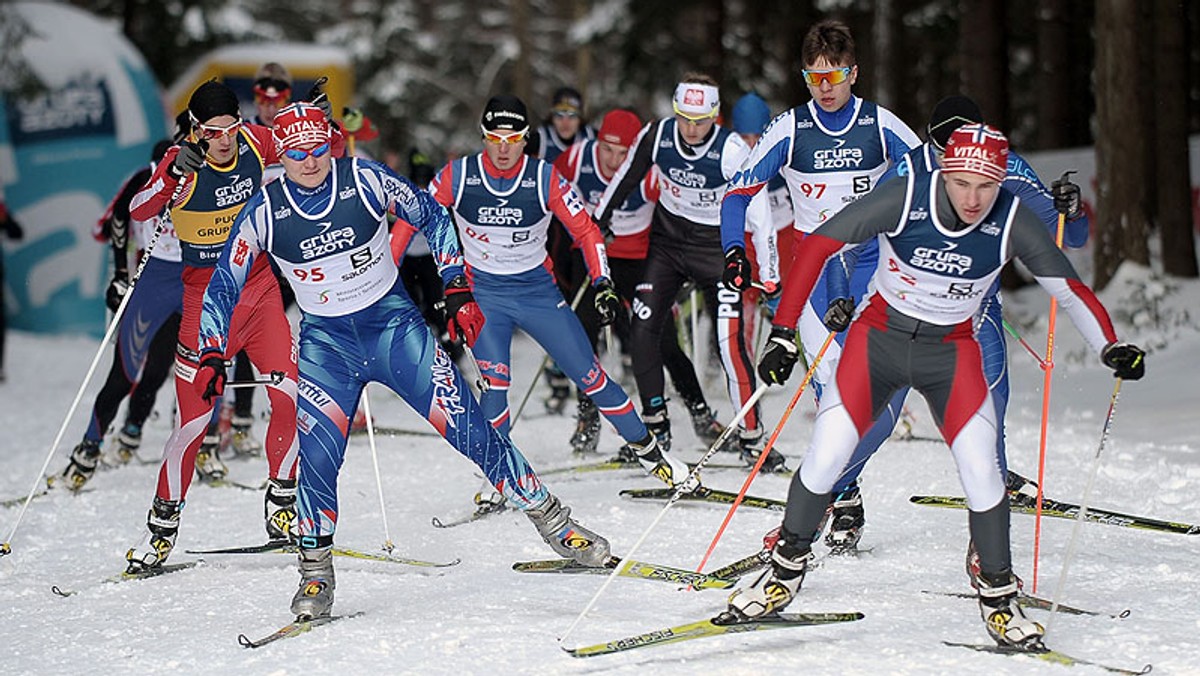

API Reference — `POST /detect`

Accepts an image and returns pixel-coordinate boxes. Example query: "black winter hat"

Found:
[481,95,529,132]
[927,95,983,151]
[188,80,240,124]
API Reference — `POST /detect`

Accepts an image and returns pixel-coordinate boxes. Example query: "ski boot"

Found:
[125,497,183,573]
[824,481,865,554]
[229,415,263,457]
[194,433,229,482]
[977,568,1045,648]
[291,545,336,620]
[738,428,789,474]
[965,541,1025,592]
[265,477,298,543]
[569,397,602,455]
[112,423,142,465]
[622,432,699,492]
[641,405,672,454]
[686,399,735,452]
[525,493,611,567]
[1005,470,1039,508]
[542,366,571,415]
[727,532,813,619]
[51,439,102,490]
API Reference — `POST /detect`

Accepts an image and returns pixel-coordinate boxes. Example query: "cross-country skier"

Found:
[595,74,782,470]
[53,139,183,478]
[122,80,317,573]
[720,17,919,520]
[727,123,1146,649]
[817,95,1092,554]
[429,95,697,512]
[197,101,612,619]
[552,108,731,456]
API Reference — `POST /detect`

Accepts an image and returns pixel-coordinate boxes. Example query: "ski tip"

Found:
[50,585,76,598]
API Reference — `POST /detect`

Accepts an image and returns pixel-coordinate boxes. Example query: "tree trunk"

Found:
[958,0,1009,130]
[1035,0,1071,150]
[1153,0,1198,278]
[512,0,533,106]
[1093,0,1151,290]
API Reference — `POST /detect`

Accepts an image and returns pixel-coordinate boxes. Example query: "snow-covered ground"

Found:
[1,261,1197,675]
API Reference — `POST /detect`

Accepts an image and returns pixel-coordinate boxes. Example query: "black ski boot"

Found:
[52,439,102,490]
[265,477,298,543]
[824,481,865,554]
[125,497,183,573]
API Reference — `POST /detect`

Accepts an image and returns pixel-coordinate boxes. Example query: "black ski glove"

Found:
[1051,174,1082,220]
[306,78,333,120]
[1,210,23,240]
[1101,342,1145,380]
[105,272,130,312]
[823,297,855,333]
[722,246,752,292]
[593,278,621,327]
[193,353,228,404]
[757,327,799,386]
[169,141,207,180]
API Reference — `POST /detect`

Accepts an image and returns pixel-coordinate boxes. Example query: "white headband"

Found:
[673,83,720,120]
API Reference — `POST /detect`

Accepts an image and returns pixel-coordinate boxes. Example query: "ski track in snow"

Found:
[1,262,1197,674]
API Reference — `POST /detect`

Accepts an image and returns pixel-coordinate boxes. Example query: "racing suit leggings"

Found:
[630,240,760,432]
[294,297,549,538]
[155,269,299,502]
[780,298,1011,574]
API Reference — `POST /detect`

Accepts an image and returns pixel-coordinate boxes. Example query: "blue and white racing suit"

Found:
[200,157,550,540]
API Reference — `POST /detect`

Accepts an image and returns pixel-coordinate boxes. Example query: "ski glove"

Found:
[757,327,799,386]
[1101,342,1145,380]
[194,353,227,404]
[594,278,621,327]
[442,275,485,347]
[306,79,333,120]
[105,273,130,313]
[1051,175,1082,220]
[823,297,856,333]
[169,141,207,180]
[722,246,752,292]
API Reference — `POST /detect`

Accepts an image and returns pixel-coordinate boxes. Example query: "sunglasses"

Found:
[802,67,853,87]
[672,102,718,123]
[553,110,579,119]
[254,89,291,104]
[194,118,242,140]
[283,142,331,161]
[481,126,529,145]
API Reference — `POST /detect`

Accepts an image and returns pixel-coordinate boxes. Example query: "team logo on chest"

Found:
[668,162,706,188]
[909,241,973,275]
[300,223,356,260]
[477,197,524,226]
[813,139,863,170]
[215,174,255,208]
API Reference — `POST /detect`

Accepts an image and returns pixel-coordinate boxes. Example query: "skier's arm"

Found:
[1008,207,1116,356]
[364,159,465,284]
[129,147,187,222]
[198,196,266,356]
[1005,151,1089,249]
[721,110,794,253]
[773,178,910,329]
[545,165,610,283]
[594,122,656,225]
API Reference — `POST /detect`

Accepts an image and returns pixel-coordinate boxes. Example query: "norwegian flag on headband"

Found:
[272,102,330,151]
[942,123,1008,182]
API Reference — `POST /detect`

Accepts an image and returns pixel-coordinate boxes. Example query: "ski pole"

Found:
[359,385,395,554]
[559,383,769,646]
[2,180,181,558]
[1032,187,1071,593]
[223,370,285,389]
[1043,378,1123,639]
[1002,318,1047,370]
[462,345,490,395]
[692,330,836,578]
[509,282,588,432]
